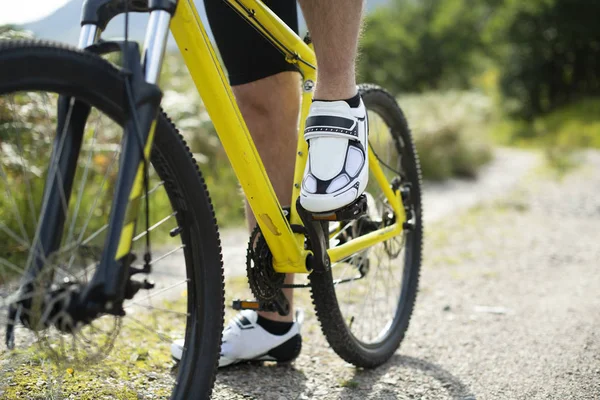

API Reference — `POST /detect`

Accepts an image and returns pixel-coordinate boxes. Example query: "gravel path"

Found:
[211,150,600,399]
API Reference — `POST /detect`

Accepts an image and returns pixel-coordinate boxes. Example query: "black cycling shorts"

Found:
[204,0,299,86]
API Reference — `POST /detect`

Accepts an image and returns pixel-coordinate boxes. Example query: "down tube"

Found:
[170,0,308,273]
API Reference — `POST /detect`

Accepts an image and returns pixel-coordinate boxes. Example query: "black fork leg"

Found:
[25,97,89,282]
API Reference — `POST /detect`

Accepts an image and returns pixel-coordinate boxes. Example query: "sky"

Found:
[0,0,70,25]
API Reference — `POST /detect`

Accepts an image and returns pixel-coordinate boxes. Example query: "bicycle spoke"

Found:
[80,224,109,247]
[147,245,184,266]
[65,148,120,271]
[132,212,176,242]
[383,250,394,316]
[0,223,57,274]
[74,261,96,282]
[64,115,102,249]
[141,181,165,199]
[124,279,188,309]
[0,257,25,276]
[370,249,385,341]
[127,302,189,316]
[1,286,45,309]
[127,315,173,343]
[0,163,31,245]
[0,222,29,249]
[61,180,165,252]
[7,98,40,232]
[354,252,377,339]
[74,144,119,242]
[330,221,354,243]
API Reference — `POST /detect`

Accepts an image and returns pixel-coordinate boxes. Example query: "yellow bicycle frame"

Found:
[168,0,407,273]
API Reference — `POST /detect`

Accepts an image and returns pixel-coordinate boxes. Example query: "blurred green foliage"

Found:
[360,0,600,120]
[492,97,600,175]
[359,0,495,93]
[489,0,600,119]
[159,53,246,226]
[0,26,34,40]
[401,91,494,180]
[493,98,600,149]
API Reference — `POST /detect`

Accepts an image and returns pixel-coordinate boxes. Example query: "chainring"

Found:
[246,225,285,302]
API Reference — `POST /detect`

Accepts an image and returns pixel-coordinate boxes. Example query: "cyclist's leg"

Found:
[298,0,369,213]
[204,0,300,324]
[299,0,364,99]
[234,73,300,324]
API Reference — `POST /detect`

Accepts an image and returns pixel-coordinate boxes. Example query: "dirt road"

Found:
[212,152,600,400]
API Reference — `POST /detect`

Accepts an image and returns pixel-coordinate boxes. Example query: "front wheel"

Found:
[0,41,223,399]
[309,84,423,368]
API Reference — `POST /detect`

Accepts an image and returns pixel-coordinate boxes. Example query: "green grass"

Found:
[339,379,360,389]
[1,301,183,399]
[2,325,174,398]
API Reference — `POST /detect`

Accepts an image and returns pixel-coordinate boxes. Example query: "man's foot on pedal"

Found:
[300,92,369,213]
[171,310,302,367]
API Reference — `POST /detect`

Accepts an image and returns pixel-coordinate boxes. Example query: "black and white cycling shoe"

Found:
[171,310,302,367]
[300,97,369,213]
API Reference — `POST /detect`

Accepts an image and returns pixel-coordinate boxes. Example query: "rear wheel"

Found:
[0,41,223,399]
[309,84,423,368]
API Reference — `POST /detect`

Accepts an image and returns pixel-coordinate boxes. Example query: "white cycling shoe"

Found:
[171,310,303,367]
[300,97,369,213]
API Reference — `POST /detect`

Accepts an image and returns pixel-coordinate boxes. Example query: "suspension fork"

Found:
[78,7,175,314]
[72,2,175,314]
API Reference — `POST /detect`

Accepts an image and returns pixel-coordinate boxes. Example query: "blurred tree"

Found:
[358,0,496,94]
[488,0,600,119]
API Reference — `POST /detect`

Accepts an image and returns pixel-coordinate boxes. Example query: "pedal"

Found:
[232,299,262,311]
[311,194,368,221]
[232,299,281,314]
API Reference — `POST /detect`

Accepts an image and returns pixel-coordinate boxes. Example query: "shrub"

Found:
[399,91,494,181]
[492,97,600,149]
[0,25,34,40]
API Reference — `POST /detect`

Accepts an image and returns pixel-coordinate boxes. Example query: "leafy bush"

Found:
[399,91,494,180]
[0,25,34,40]
[492,97,600,175]
[492,97,600,148]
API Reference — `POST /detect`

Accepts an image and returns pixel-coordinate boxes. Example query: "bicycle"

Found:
[0,0,422,398]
